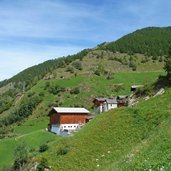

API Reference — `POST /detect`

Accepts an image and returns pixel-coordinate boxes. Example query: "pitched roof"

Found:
[94,97,117,104]
[94,97,106,101]
[106,98,117,104]
[53,107,90,114]
[117,95,129,99]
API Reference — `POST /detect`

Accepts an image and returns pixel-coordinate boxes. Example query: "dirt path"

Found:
[15,129,44,141]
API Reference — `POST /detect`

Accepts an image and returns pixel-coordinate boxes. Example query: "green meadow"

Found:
[0,71,165,169]
[0,117,57,170]
[31,71,164,110]
[37,84,171,171]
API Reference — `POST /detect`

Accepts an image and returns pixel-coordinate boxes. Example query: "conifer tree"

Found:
[164,46,171,76]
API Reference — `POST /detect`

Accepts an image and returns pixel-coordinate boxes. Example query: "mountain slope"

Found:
[0,72,164,169]
[0,26,171,170]
[101,27,171,56]
[28,87,171,171]
[1,27,170,90]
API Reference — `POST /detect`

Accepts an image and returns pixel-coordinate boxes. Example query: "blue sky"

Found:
[0,0,171,81]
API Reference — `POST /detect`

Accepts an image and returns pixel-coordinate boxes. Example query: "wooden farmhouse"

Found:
[117,95,129,107]
[93,97,118,114]
[48,107,90,135]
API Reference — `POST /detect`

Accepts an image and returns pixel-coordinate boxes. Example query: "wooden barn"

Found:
[117,95,129,107]
[48,107,90,135]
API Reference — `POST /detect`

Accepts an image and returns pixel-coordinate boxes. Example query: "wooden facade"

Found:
[49,111,88,125]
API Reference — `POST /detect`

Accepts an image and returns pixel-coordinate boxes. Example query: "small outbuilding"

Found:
[48,107,90,135]
[131,85,143,92]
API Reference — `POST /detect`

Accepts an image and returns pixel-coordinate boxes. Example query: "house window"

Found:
[64,126,66,128]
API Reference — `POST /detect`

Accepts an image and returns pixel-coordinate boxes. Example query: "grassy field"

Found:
[34,86,171,171]
[31,71,164,110]
[0,117,58,170]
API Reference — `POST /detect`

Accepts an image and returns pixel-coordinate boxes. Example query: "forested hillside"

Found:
[100,27,171,57]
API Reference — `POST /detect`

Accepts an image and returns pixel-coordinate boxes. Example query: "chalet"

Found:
[117,95,129,107]
[48,107,90,135]
[93,97,118,114]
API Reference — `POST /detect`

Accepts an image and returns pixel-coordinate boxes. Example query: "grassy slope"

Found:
[50,52,164,80]
[36,87,171,171]
[32,72,164,110]
[0,72,163,169]
[0,117,58,170]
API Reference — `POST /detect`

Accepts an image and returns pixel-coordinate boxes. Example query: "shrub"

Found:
[132,65,137,71]
[13,142,28,170]
[72,61,83,70]
[159,56,163,62]
[39,92,45,97]
[58,146,70,155]
[47,85,65,95]
[70,87,80,94]
[94,69,101,76]
[37,158,48,171]
[39,144,48,153]
[66,66,74,73]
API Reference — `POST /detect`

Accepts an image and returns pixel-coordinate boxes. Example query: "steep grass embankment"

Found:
[36,87,171,171]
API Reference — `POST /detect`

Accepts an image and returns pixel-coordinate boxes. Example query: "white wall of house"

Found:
[107,103,117,110]
[60,124,81,131]
[103,103,108,112]
[94,103,118,114]
[51,123,84,135]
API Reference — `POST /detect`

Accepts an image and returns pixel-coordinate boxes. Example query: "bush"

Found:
[70,87,80,94]
[58,146,70,155]
[72,61,83,70]
[37,158,48,171]
[39,144,48,153]
[135,84,154,97]
[0,96,42,127]
[94,69,101,76]
[47,85,65,95]
[66,66,74,73]
[132,65,137,71]
[13,142,28,170]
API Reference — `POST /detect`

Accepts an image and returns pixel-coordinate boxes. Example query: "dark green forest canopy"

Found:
[100,27,171,56]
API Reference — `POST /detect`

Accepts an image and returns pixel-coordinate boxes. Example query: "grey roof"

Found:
[94,97,117,104]
[105,98,117,104]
